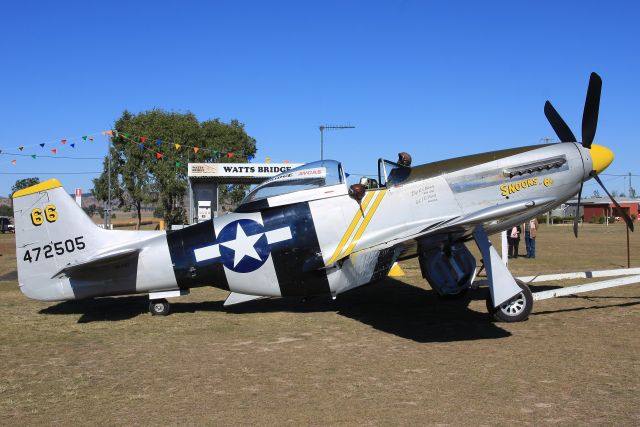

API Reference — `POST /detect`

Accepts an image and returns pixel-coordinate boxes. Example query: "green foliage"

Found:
[11,177,40,196]
[0,205,13,217]
[82,204,98,217]
[93,109,257,227]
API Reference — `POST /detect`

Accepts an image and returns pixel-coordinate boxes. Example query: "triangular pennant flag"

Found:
[265,157,271,163]
[89,136,94,141]
[106,130,113,136]
[227,152,234,158]
[124,133,130,139]
[213,150,219,156]
[247,155,254,161]
[155,140,162,146]
[283,160,289,164]
[139,144,145,149]
[39,143,45,147]
[156,153,163,159]
[31,155,36,159]
[82,136,87,140]
[345,172,350,178]
[140,136,146,143]
[174,143,181,150]
[175,161,181,167]
[18,146,24,151]
[193,147,199,153]
[70,143,75,148]
[11,159,16,165]
[61,139,67,144]
[51,149,57,154]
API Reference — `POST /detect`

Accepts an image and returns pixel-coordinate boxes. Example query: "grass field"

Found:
[1,224,639,425]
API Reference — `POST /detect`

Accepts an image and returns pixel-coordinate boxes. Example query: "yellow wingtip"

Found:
[12,179,63,198]
[388,262,405,277]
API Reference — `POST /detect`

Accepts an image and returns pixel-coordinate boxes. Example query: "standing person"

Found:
[507,225,521,258]
[524,218,539,258]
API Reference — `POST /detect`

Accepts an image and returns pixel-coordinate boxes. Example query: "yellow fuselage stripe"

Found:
[341,190,385,257]
[327,192,375,264]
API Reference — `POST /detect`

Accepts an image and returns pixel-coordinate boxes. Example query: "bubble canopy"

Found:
[240,160,345,204]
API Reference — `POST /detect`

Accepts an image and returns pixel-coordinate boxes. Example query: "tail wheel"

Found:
[486,280,533,322]
[149,299,170,316]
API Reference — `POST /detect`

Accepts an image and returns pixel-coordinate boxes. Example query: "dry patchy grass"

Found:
[0,224,639,425]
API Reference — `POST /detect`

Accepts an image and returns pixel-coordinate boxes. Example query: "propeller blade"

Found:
[544,101,577,142]
[581,72,602,149]
[590,171,634,232]
[573,181,583,238]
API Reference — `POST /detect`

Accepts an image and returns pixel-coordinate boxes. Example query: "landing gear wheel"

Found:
[149,299,170,316]
[486,280,533,322]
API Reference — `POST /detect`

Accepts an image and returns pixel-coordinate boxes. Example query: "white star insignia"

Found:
[220,223,264,267]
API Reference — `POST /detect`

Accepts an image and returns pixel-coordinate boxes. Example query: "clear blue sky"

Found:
[1,0,638,197]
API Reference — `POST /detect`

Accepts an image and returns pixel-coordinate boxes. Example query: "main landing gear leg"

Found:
[473,226,533,322]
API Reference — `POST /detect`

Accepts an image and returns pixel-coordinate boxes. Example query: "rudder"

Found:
[12,179,104,300]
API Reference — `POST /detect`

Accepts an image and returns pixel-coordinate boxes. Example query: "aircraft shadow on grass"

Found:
[39,278,511,342]
[39,278,640,343]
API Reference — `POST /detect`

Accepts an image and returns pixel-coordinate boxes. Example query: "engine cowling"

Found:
[418,243,476,296]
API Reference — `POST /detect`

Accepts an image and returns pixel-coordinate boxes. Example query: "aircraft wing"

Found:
[347,195,559,262]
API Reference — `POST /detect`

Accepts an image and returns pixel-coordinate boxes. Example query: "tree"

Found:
[591,189,600,198]
[93,112,153,229]
[0,205,12,217]
[93,110,257,227]
[82,204,98,217]
[11,177,40,196]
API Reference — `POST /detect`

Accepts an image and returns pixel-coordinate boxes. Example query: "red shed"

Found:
[580,197,639,223]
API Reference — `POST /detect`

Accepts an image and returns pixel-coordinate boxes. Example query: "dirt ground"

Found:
[1,224,639,426]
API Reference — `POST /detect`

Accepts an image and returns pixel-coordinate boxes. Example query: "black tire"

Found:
[149,299,170,316]
[486,279,533,322]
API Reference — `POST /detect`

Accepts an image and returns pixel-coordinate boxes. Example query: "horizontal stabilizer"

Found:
[224,292,266,307]
[51,249,140,279]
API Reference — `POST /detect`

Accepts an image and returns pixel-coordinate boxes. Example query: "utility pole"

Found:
[104,132,112,229]
[319,124,355,160]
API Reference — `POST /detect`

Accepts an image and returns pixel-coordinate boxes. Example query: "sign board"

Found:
[74,188,82,207]
[198,200,212,222]
[188,163,303,178]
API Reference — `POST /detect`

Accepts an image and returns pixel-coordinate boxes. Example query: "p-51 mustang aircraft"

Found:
[12,72,634,321]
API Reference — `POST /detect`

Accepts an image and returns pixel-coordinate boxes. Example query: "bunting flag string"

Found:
[0,127,298,167]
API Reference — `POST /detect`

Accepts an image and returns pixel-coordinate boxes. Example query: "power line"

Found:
[0,172,101,175]
[0,152,103,160]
